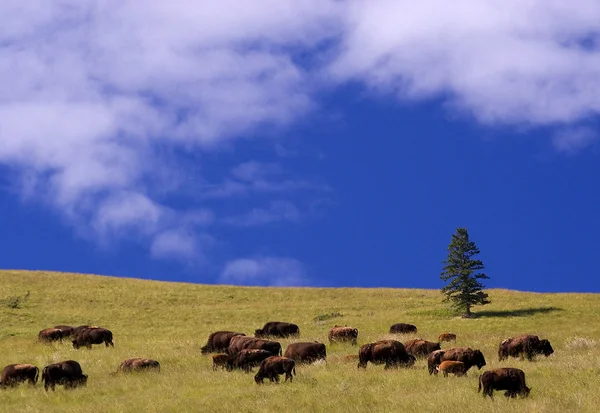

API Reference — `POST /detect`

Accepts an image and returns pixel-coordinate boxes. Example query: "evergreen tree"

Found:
[440,227,490,317]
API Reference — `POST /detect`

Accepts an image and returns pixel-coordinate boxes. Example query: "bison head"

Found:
[200,345,210,354]
[539,339,554,357]
[254,329,265,338]
[72,340,80,349]
[473,350,486,369]
[404,355,416,367]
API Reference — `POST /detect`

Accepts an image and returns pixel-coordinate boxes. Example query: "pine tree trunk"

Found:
[464,306,472,318]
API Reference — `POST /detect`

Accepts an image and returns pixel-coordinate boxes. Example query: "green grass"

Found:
[1,270,599,413]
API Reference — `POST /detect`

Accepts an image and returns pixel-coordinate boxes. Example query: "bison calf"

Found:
[212,354,230,371]
[254,357,296,384]
[0,364,39,388]
[438,333,456,342]
[479,368,531,400]
[437,361,467,377]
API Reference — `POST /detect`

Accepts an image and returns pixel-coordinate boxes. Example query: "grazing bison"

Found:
[479,368,531,399]
[437,360,467,377]
[201,331,246,354]
[389,323,417,334]
[428,347,486,375]
[404,339,441,358]
[72,327,114,349]
[255,322,300,338]
[328,326,359,345]
[54,325,75,337]
[38,328,63,343]
[227,349,273,372]
[438,333,456,342]
[0,364,39,387]
[41,360,87,391]
[228,335,282,356]
[212,354,230,371]
[498,335,554,361]
[284,342,327,363]
[254,356,296,384]
[118,358,160,373]
[358,340,416,369]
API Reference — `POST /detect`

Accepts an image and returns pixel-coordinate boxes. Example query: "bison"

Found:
[389,323,417,334]
[478,367,531,399]
[54,325,75,337]
[284,342,326,363]
[227,349,273,372]
[358,340,416,369]
[41,360,87,391]
[438,333,456,342]
[404,339,441,358]
[254,356,296,384]
[0,364,39,388]
[328,326,359,345]
[255,321,300,338]
[498,335,554,361]
[201,331,246,354]
[72,327,114,349]
[118,358,160,373]
[436,360,467,377]
[228,335,282,356]
[38,328,63,343]
[428,347,486,375]
[212,354,230,371]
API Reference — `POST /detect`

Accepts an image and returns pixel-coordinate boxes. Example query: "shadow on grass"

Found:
[474,306,564,318]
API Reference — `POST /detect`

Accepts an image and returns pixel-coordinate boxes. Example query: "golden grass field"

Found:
[0,270,599,413]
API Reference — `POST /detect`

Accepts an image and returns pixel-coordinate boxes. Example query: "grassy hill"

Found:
[0,270,599,413]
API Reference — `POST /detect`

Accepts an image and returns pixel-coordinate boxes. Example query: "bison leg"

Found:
[442,370,448,378]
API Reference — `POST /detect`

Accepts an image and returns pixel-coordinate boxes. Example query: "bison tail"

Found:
[41,367,48,384]
[477,375,482,393]
[34,366,39,384]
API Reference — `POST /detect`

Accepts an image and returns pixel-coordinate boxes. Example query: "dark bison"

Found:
[254,356,296,384]
[72,327,114,349]
[118,358,160,373]
[389,323,417,334]
[227,349,273,372]
[228,335,282,356]
[0,364,39,387]
[212,354,229,371]
[54,325,75,337]
[201,331,246,354]
[358,340,416,369]
[404,339,441,358]
[437,360,467,377]
[498,335,554,361]
[328,326,358,345]
[38,328,63,343]
[438,333,456,342]
[41,360,87,391]
[284,342,326,363]
[255,321,300,338]
[428,347,486,375]
[479,368,531,399]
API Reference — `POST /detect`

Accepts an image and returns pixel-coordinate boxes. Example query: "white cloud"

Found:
[150,230,213,263]
[552,127,599,154]
[220,257,308,286]
[224,201,301,227]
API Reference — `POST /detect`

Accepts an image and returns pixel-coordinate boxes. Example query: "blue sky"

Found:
[1,1,599,292]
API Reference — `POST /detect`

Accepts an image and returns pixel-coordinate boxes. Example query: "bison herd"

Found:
[1,319,553,401]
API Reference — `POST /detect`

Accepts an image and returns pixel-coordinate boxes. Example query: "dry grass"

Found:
[1,270,599,412]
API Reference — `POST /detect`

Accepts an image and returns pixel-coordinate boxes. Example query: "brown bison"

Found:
[328,326,359,345]
[438,333,456,342]
[38,328,63,343]
[227,349,273,372]
[41,360,87,391]
[254,356,296,384]
[54,325,75,337]
[358,340,416,369]
[478,368,531,399]
[284,342,327,363]
[212,354,230,371]
[201,331,246,354]
[437,360,467,377]
[118,358,160,373]
[404,339,441,358]
[498,335,554,361]
[72,327,114,349]
[228,335,282,356]
[255,321,300,338]
[428,347,486,375]
[389,323,417,334]
[0,364,39,387]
